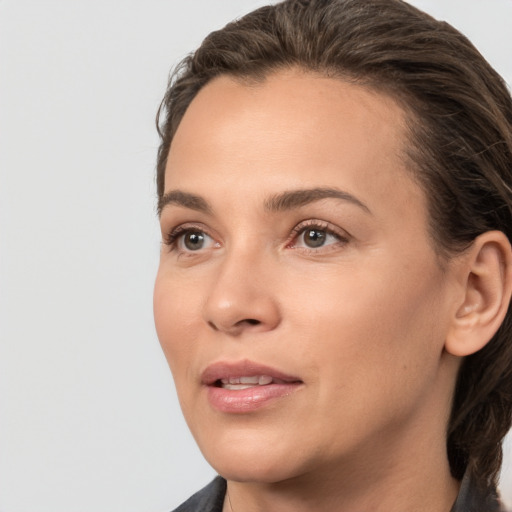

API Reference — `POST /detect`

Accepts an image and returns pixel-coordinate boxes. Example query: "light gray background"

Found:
[1,1,511,511]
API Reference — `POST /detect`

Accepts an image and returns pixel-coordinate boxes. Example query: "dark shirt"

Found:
[172,477,226,512]
[172,474,508,512]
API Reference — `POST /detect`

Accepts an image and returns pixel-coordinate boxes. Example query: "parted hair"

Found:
[156,0,512,491]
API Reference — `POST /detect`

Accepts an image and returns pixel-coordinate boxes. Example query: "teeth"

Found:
[222,384,257,390]
[240,376,259,384]
[220,375,273,388]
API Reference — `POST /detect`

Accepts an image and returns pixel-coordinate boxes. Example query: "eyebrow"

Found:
[158,190,212,216]
[158,187,371,216]
[264,187,371,214]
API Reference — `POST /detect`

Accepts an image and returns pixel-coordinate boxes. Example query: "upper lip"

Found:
[201,360,302,386]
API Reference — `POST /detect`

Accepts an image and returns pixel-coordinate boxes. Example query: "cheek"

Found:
[153,267,199,377]
[285,259,448,391]
[286,271,448,457]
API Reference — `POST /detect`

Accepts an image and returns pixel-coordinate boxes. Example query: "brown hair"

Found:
[156,0,512,491]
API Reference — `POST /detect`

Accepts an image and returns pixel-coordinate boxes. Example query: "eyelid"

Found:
[286,219,350,251]
[163,222,219,252]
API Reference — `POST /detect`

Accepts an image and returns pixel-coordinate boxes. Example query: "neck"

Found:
[223,444,459,512]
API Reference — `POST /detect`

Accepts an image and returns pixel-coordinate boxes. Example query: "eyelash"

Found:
[163,220,349,254]
[163,224,211,249]
[287,220,349,252]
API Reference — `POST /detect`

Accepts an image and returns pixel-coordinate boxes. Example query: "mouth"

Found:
[216,375,294,390]
[202,360,302,388]
[201,361,303,413]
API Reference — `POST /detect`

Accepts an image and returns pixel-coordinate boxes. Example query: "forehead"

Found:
[170,69,407,157]
[165,69,425,223]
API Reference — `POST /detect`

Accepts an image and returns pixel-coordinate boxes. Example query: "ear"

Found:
[445,231,512,357]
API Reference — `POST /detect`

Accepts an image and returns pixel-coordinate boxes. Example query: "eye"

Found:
[289,221,348,251]
[181,230,210,251]
[164,226,218,253]
[300,228,330,248]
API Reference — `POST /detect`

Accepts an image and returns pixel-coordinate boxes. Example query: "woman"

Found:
[153,0,512,510]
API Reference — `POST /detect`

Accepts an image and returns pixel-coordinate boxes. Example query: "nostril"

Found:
[207,318,261,332]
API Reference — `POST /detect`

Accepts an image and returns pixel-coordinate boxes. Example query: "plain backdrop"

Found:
[1,1,511,511]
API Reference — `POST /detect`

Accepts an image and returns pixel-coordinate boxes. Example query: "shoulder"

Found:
[171,476,227,512]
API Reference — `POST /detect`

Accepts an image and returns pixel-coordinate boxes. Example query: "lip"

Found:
[201,360,303,414]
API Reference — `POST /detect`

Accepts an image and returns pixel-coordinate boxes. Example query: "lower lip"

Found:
[206,383,301,413]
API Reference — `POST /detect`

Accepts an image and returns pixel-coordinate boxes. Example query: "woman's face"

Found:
[154,70,459,483]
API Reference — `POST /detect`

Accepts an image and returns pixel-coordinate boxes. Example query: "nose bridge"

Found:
[203,240,280,335]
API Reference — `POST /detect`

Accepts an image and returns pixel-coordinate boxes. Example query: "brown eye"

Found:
[183,231,207,251]
[290,222,346,252]
[165,225,218,254]
[303,228,327,248]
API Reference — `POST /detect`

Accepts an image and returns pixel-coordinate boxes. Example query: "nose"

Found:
[202,251,281,336]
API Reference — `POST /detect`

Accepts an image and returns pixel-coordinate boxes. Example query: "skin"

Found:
[154,69,465,512]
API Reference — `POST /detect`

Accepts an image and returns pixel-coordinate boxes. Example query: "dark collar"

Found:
[172,476,226,512]
[450,471,504,512]
[172,473,507,512]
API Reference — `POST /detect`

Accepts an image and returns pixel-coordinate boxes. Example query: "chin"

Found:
[198,430,306,484]
[210,457,301,484]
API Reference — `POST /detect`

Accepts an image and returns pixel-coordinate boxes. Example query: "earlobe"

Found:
[446,231,512,357]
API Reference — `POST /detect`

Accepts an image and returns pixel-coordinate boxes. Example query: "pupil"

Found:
[184,232,204,250]
[305,229,326,248]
